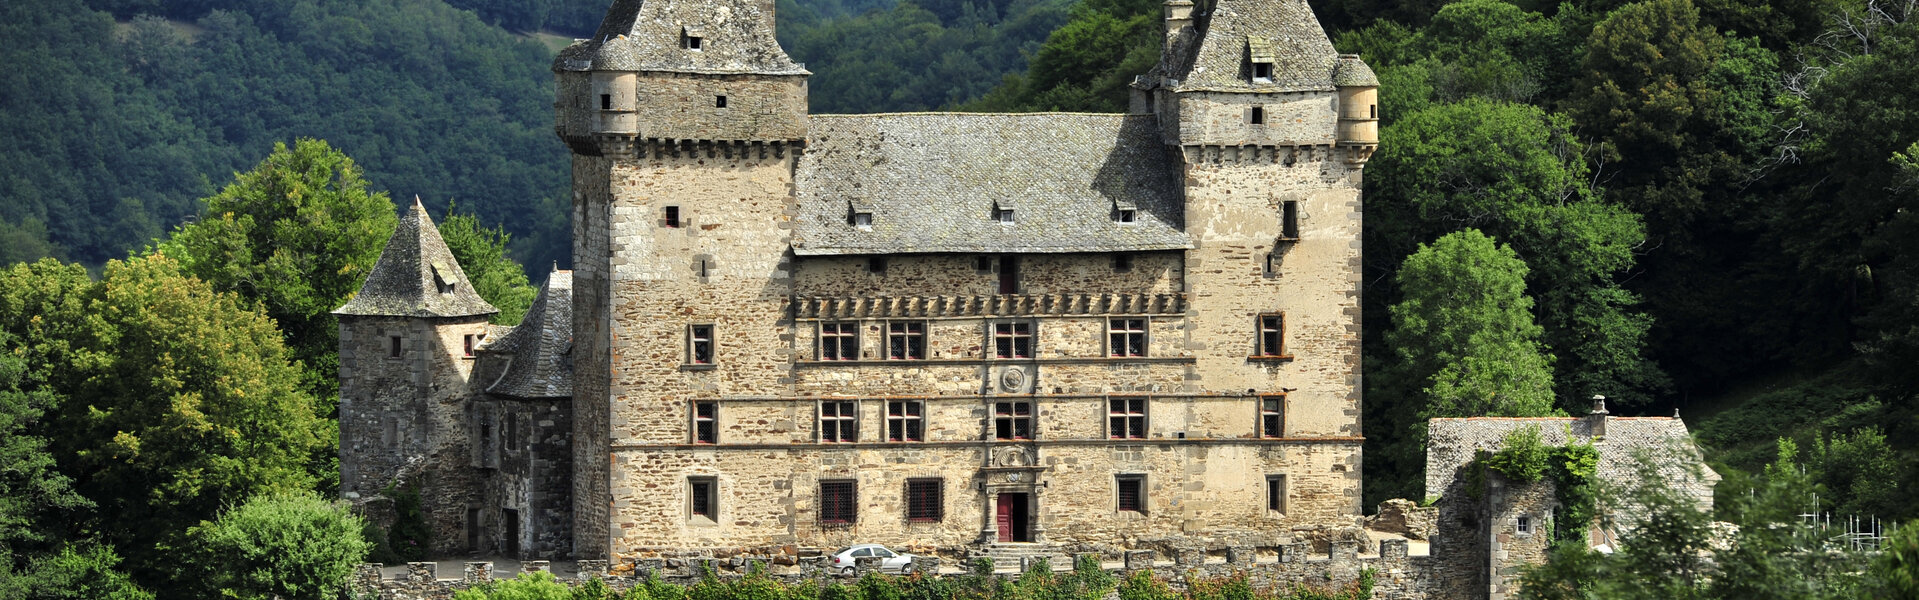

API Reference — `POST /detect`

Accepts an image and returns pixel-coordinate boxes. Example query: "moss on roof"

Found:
[334,200,499,319]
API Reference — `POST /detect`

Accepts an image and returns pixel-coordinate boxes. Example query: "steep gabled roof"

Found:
[483,270,572,399]
[1425,417,1721,511]
[790,113,1191,255]
[1147,0,1341,93]
[334,200,499,319]
[553,0,808,75]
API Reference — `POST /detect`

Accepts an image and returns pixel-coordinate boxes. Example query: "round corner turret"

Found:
[1333,54,1379,151]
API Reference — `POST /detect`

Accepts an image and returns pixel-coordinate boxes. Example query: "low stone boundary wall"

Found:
[351,541,1443,600]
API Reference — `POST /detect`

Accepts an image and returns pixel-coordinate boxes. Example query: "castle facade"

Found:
[337,0,1382,565]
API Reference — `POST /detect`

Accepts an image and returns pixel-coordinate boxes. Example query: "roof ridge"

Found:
[333,201,500,319]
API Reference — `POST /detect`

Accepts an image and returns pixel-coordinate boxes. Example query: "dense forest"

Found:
[4,0,1919,596]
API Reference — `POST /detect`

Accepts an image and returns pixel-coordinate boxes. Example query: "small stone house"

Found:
[1423,402,1720,600]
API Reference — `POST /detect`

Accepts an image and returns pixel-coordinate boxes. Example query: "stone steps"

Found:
[974,543,1069,571]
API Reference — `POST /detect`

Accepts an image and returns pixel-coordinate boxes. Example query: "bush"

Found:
[188,492,371,600]
[1116,571,1178,600]
[385,483,431,562]
[453,571,573,600]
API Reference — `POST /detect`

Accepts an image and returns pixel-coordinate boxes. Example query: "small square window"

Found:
[1252,62,1274,81]
[820,480,858,524]
[851,212,873,228]
[819,322,858,361]
[684,35,703,50]
[994,208,1015,223]
[887,400,923,442]
[1108,318,1146,357]
[1117,475,1145,513]
[1108,397,1146,439]
[975,255,995,273]
[1113,254,1134,272]
[993,402,1033,440]
[1267,475,1287,513]
[665,206,681,228]
[906,479,942,522]
[1118,209,1137,223]
[716,95,728,108]
[867,257,887,274]
[820,401,858,443]
[993,322,1034,359]
[1517,515,1533,534]
[693,401,717,444]
[690,477,717,520]
[1250,107,1267,125]
[688,324,715,365]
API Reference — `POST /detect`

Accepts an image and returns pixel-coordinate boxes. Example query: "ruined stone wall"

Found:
[339,315,493,556]
[1173,91,1339,147]
[1485,475,1554,600]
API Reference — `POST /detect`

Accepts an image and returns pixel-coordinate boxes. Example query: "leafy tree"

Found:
[0,545,154,600]
[441,205,538,326]
[0,256,323,592]
[0,332,89,557]
[1388,229,1560,419]
[186,492,371,600]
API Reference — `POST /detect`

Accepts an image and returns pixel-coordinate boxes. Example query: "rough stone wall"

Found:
[1485,475,1554,600]
[572,154,616,560]
[1173,91,1339,147]
[339,315,494,556]
[470,399,575,558]
[792,253,1186,298]
[561,72,808,144]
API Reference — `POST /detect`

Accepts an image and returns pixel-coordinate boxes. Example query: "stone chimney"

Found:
[1587,395,1609,440]
[1165,0,1195,38]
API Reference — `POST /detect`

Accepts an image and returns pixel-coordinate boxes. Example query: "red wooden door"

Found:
[996,494,1015,542]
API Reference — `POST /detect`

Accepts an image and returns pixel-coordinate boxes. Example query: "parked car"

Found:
[830,544,919,575]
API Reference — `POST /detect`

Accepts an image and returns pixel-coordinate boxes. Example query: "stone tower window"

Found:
[388,336,402,359]
[1108,397,1147,439]
[1116,475,1146,513]
[819,401,858,443]
[1250,106,1267,125]
[687,324,715,365]
[1517,515,1533,534]
[692,401,717,444]
[716,95,728,108]
[1260,395,1286,438]
[664,206,681,228]
[1280,200,1300,240]
[689,477,717,520]
[820,480,858,524]
[887,400,923,441]
[601,94,611,110]
[1109,318,1146,357]
[1256,313,1288,358]
[906,478,942,522]
[1267,474,1288,513]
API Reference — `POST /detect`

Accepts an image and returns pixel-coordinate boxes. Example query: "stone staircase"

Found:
[973,543,1069,572]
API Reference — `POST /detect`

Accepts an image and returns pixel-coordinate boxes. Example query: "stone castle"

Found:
[335,0,1714,597]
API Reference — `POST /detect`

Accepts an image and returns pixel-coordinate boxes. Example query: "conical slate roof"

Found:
[483,270,572,399]
[334,199,499,319]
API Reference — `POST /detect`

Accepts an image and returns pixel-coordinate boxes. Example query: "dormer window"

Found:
[1252,62,1274,82]
[994,208,1015,223]
[851,212,873,229]
[848,201,874,230]
[681,28,704,51]
[1118,209,1137,223]
[1248,36,1278,83]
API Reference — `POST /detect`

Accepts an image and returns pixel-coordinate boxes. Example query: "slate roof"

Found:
[1425,416,1721,511]
[553,0,807,75]
[335,200,499,319]
[790,113,1191,255]
[1146,0,1342,93]
[1332,54,1379,87]
[483,271,573,399]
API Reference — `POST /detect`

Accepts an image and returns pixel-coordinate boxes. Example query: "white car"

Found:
[830,544,919,575]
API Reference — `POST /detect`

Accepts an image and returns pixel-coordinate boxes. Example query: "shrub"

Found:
[453,571,573,600]
[188,492,372,600]
[1116,571,1178,600]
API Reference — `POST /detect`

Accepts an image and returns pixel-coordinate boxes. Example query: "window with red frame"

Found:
[906,479,942,522]
[1109,397,1146,439]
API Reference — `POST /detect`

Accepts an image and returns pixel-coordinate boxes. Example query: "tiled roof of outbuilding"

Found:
[553,0,808,75]
[483,270,572,399]
[790,113,1191,256]
[1425,417,1721,511]
[335,200,499,319]
[1148,0,1341,93]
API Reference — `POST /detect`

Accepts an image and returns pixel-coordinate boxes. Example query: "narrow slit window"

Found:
[1116,475,1145,513]
[600,94,612,110]
[693,401,717,444]
[819,322,858,361]
[1250,106,1266,125]
[664,206,681,228]
[1267,475,1287,513]
[993,322,1034,359]
[1108,397,1146,439]
[1257,314,1287,357]
[906,479,942,522]
[1109,318,1146,357]
[688,324,715,365]
[886,322,926,360]
[820,480,857,524]
[820,401,858,443]
[997,256,1020,294]
[463,334,477,358]
[1280,200,1300,240]
[886,400,923,442]
[1260,395,1285,438]
[389,336,403,359]
[993,402,1033,440]
[1370,104,1378,119]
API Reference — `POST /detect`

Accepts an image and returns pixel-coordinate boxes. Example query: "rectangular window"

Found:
[715,95,728,108]
[993,322,1034,359]
[819,322,858,361]
[463,334,478,358]
[886,322,926,360]
[693,401,717,444]
[1253,62,1274,81]
[1267,475,1287,513]
[688,324,715,364]
[820,480,857,524]
[887,400,923,442]
[690,477,717,520]
[1257,314,1287,357]
[994,208,1015,223]
[906,479,942,522]
[1260,395,1286,438]
[993,402,1033,440]
[975,255,995,273]
[1113,254,1134,272]
[1117,475,1145,513]
[820,401,858,443]
[867,257,887,274]
[998,256,1020,294]
[388,336,402,359]
[1118,209,1137,223]
[683,34,703,50]
[851,212,873,228]
[1108,397,1146,439]
[665,206,681,228]
[1517,515,1532,534]
[1108,318,1146,357]
[1250,107,1267,125]
[504,414,518,452]
[1280,200,1300,240]
[600,94,611,110]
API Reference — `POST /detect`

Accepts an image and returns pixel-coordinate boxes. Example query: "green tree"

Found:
[0,332,89,557]
[0,256,323,592]
[440,206,538,326]
[1389,229,1559,420]
[187,492,371,600]
[0,545,154,600]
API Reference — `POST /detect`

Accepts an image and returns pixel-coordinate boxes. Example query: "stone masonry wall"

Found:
[573,154,616,559]
[1485,475,1555,600]
[1174,91,1339,147]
